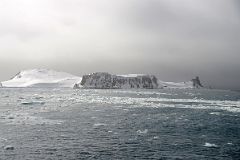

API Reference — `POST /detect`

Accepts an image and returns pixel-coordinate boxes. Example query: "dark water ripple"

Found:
[0,88,240,159]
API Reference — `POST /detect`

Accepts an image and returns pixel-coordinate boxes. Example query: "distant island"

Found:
[0,69,203,89]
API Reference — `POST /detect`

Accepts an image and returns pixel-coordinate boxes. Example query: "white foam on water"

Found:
[204,143,218,148]
[1,89,239,128]
[73,94,240,113]
[137,129,148,134]
[210,112,221,115]
[93,123,107,127]
[0,138,7,142]
[0,97,64,126]
[2,112,63,125]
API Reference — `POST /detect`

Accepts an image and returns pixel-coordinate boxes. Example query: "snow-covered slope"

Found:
[1,69,203,89]
[158,80,194,88]
[158,77,203,89]
[76,72,158,89]
[1,69,82,88]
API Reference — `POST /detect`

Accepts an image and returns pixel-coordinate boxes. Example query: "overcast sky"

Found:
[0,0,240,89]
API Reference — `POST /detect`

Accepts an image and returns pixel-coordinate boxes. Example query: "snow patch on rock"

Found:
[1,69,204,89]
[77,72,159,89]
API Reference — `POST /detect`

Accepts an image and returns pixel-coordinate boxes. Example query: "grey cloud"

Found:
[0,0,239,89]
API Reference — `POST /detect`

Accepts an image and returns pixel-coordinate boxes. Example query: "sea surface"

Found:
[0,88,240,160]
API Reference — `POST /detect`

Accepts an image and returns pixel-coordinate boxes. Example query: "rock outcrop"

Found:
[191,76,203,88]
[1,69,205,89]
[78,72,158,89]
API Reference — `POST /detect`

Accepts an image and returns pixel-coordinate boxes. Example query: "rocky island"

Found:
[1,69,203,89]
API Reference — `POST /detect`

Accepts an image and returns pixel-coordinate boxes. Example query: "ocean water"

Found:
[0,88,240,160]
